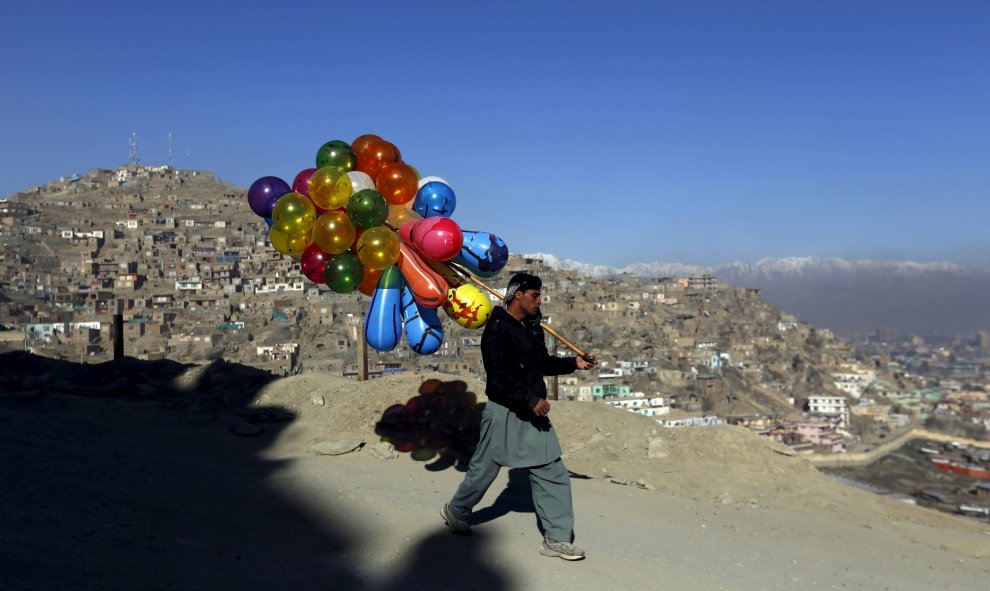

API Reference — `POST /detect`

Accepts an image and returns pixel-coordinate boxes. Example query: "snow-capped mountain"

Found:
[525,252,969,281]
[525,253,990,335]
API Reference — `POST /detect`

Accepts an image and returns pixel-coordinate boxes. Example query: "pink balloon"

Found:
[406,217,463,261]
[292,168,317,197]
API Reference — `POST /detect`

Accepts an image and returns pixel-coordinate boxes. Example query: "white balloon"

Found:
[347,171,376,192]
[417,175,450,190]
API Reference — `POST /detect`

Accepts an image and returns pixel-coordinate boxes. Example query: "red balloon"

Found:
[355,139,399,179]
[396,244,448,309]
[300,243,330,284]
[405,217,464,261]
[376,162,418,206]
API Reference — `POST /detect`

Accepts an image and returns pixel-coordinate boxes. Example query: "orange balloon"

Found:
[355,139,399,179]
[376,162,419,206]
[396,243,448,309]
[358,267,383,296]
[352,134,383,156]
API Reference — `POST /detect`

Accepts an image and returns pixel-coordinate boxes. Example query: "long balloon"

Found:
[453,230,509,278]
[365,266,403,351]
[396,243,448,309]
[400,284,445,355]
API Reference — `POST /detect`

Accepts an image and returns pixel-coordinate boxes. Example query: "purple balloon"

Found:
[247,176,291,218]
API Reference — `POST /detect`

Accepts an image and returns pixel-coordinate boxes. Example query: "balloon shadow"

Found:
[374,378,485,471]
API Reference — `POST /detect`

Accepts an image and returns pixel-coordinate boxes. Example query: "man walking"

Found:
[441,272,596,560]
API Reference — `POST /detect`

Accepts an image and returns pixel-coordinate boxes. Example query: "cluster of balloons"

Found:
[247,134,510,354]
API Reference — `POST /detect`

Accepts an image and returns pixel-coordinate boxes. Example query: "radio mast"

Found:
[128,132,139,166]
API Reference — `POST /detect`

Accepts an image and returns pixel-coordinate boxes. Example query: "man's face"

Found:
[515,289,542,317]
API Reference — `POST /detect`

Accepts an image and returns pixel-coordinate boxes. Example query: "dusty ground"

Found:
[2,353,989,590]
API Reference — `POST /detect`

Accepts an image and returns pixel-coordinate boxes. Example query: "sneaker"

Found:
[540,538,585,560]
[440,503,471,535]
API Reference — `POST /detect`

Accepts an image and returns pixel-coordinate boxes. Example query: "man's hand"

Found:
[533,399,551,417]
[576,354,597,370]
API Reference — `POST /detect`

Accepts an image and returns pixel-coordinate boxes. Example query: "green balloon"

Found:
[347,189,388,229]
[324,252,364,293]
[316,140,355,171]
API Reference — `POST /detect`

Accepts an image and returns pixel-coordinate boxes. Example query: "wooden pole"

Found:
[444,261,593,360]
[382,220,593,360]
[356,318,368,382]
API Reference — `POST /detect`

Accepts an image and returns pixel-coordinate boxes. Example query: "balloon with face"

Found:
[324,251,364,293]
[355,139,399,178]
[248,176,291,219]
[413,179,456,218]
[376,162,419,206]
[365,266,403,351]
[315,139,355,171]
[271,192,317,235]
[352,133,383,156]
[356,225,401,270]
[312,210,356,255]
[309,166,353,211]
[269,226,312,259]
[299,243,330,284]
[291,168,317,198]
[347,189,388,229]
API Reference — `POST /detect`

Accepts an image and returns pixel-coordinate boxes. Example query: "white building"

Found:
[808,395,850,427]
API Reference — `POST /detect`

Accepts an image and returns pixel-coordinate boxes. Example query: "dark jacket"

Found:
[481,306,577,415]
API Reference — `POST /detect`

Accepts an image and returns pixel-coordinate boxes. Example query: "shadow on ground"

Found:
[0,352,506,591]
[374,378,485,472]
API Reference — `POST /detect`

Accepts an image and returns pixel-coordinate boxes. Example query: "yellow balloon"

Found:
[442,284,492,329]
[386,203,422,228]
[271,192,317,235]
[356,226,401,270]
[312,210,356,254]
[269,226,312,258]
[309,166,353,210]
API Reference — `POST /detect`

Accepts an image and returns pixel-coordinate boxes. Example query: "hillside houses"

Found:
[2,164,987,450]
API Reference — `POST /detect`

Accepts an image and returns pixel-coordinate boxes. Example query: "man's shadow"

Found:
[471,468,539,531]
[0,352,507,591]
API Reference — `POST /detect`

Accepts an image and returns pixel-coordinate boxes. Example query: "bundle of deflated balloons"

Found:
[246,134,509,354]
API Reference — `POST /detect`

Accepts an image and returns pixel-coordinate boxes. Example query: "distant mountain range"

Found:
[527,253,990,336]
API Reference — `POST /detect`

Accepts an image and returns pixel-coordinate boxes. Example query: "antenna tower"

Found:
[128,132,139,166]
[168,132,173,167]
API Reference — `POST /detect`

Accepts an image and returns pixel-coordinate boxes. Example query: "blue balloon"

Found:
[365,266,403,351]
[453,230,509,278]
[264,217,274,227]
[413,181,456,218]
[400,284,444,355]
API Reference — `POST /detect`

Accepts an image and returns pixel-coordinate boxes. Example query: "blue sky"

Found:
[2,1,988,267]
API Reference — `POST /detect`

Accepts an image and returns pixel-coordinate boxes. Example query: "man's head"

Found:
[505,272,542,319]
